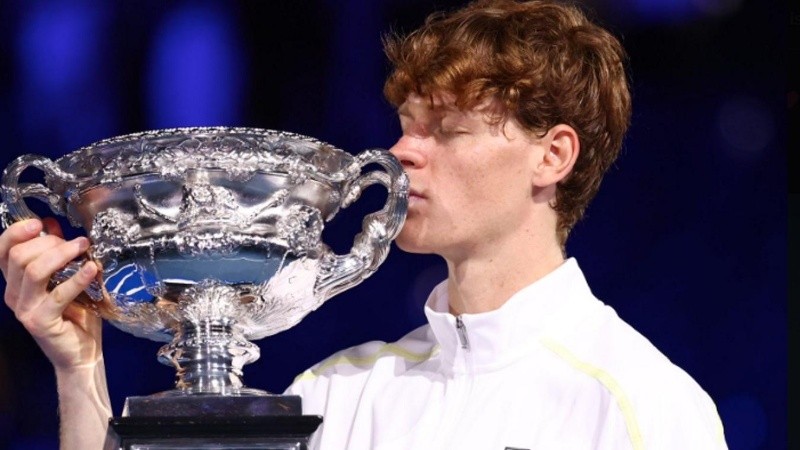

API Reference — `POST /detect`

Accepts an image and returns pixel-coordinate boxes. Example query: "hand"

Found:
[1,218,102,371]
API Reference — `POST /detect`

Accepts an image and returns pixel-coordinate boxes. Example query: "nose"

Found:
[389,136,427,170]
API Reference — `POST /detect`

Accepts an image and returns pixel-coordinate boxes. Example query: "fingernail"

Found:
[76,237,90,251]
[82,262,96,275]
[25,220,40,232]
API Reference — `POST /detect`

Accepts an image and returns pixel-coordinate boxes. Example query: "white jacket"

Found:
[286,259,727,449]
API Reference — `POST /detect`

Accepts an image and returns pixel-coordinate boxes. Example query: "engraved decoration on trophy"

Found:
[0,127,408,398]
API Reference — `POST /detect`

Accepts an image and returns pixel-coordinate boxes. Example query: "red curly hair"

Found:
[384,0,631,245]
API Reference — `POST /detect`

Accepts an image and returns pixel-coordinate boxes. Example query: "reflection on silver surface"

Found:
[1,127,408,394]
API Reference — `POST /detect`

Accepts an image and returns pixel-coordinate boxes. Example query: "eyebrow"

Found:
[396,103,460,120]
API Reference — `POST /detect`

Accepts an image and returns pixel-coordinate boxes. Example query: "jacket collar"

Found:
[423,258,598,373]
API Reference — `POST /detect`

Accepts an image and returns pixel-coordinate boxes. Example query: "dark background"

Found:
[0,1,787,449]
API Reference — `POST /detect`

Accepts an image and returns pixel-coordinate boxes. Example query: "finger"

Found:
[0,219,43,272]
[42,217,64,238]
[17,261,97,343]
[4,234,66,309]
[16,237,90,314]
[4,232,66,276]
[43,261,97,320]
[6,234,66,274]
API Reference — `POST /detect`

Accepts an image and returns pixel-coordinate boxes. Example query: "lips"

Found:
[408,189,426,207]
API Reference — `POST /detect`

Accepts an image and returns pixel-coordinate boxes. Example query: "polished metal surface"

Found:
[1,127,408,394]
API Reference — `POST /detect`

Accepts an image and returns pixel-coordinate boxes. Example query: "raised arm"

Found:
[1,218,111,449]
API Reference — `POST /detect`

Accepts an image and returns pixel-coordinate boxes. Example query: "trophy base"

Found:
[104,395,322,450]
[123,392,302,417]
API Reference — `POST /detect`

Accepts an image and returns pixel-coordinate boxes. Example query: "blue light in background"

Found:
[717,95,775,163]
[320,0,389,150]
[15,1,117,152]
[9,436,58,450]
[718,393,768,449]
[17,2,101,94]
[621,0,744,23]
[630,0,695,22]
[691,0,744,18]
[146,4,247,128]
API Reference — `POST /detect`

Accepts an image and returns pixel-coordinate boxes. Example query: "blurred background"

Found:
[0,0,787,449]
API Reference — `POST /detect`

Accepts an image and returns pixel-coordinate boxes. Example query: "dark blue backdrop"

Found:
[0,1,786,449]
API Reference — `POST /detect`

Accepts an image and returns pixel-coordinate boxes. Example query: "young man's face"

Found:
[389,93,542,260]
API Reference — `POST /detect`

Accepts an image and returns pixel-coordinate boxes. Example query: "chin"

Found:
[394,230,434,255]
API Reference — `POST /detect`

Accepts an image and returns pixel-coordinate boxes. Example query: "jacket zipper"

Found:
[431,315,472,449]
[456,315,470,350]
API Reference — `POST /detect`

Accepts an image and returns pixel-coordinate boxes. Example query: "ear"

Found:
[532,124,580,188]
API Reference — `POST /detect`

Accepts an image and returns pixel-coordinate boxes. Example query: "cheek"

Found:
[470,161,526,194]
[434,146,530,212]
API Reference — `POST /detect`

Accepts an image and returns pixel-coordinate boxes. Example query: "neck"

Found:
[444,229,565,316]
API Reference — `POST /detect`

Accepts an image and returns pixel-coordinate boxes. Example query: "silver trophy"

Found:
[1,127,408,448]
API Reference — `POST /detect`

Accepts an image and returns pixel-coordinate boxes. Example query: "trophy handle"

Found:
[0,155,106,303]
[315,149,408,299]
[0,154,74,228]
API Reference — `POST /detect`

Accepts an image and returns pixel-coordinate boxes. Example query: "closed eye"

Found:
[438,128,471,138]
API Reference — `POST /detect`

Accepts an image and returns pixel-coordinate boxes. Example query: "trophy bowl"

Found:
[1,127,408,398]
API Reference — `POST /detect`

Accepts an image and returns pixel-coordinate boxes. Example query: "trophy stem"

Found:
[158,318,261,394]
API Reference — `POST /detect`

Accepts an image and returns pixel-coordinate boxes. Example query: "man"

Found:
[1,0,726,449]
[285,2,726,448]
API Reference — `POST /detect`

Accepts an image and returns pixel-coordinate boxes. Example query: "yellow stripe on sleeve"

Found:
[540,337,645,450]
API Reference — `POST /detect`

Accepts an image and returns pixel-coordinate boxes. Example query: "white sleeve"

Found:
[635,373,728,450]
